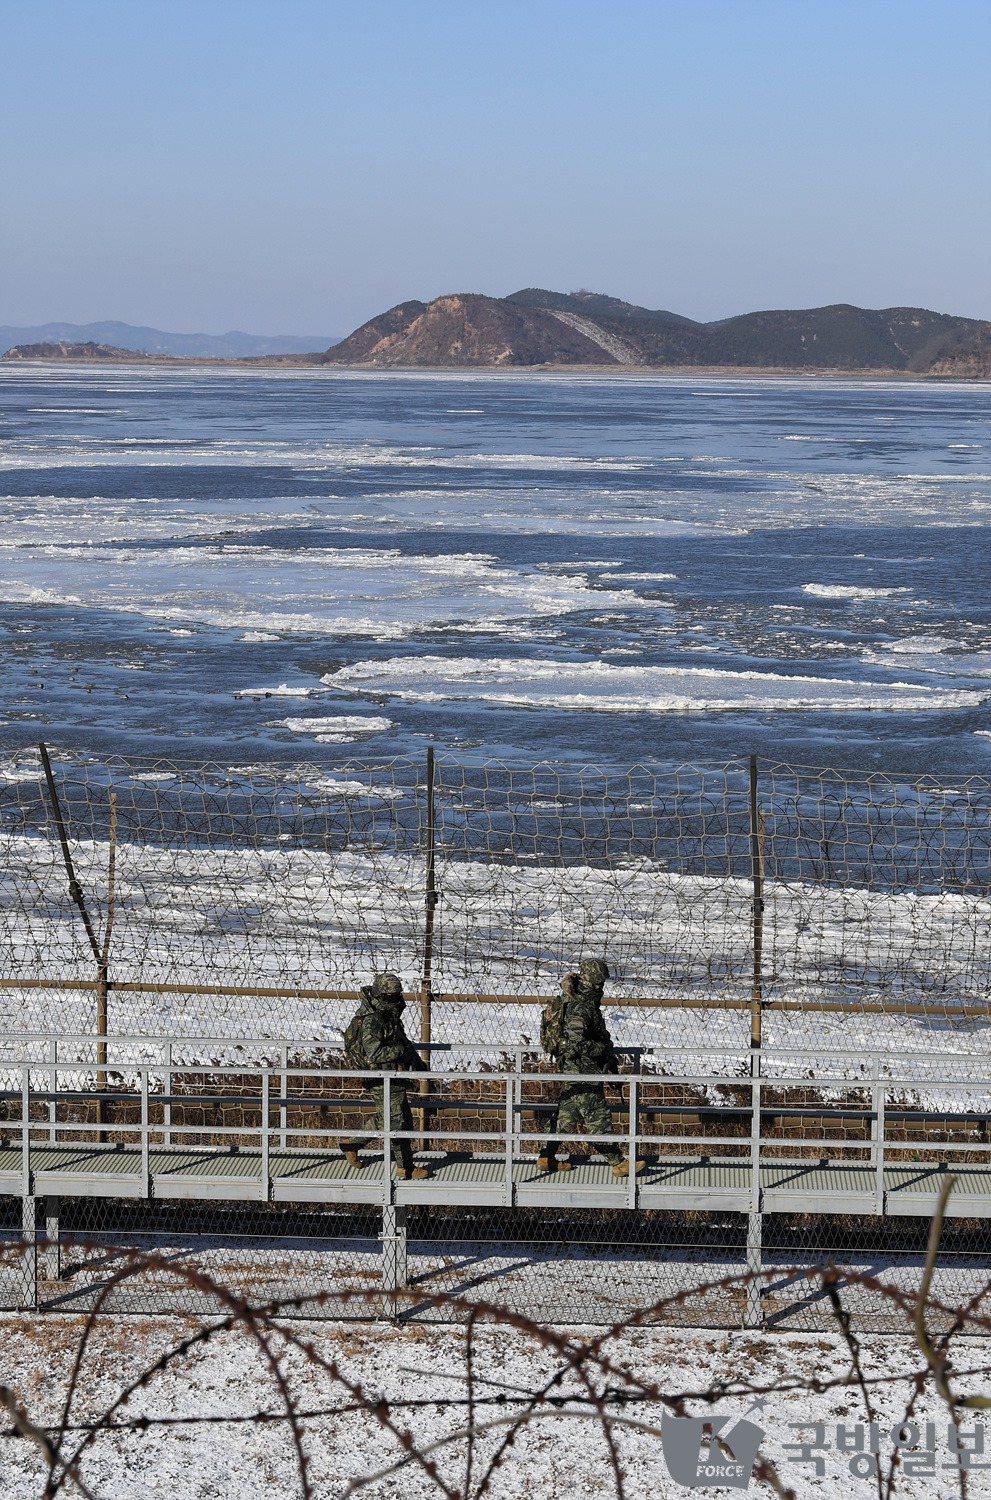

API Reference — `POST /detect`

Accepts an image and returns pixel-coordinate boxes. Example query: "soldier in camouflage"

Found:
[538,957,644,1177]
[342,972,429,1180]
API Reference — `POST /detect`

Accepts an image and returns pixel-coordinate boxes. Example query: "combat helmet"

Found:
[370,971,403,1000]
[578,957,610,990]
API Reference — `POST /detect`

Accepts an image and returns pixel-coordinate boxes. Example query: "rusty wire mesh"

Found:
[2,750,991,1062]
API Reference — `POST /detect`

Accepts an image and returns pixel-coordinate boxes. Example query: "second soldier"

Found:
[539,957,643,1176]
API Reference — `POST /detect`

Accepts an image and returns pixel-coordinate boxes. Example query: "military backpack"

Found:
[343,1010,369,1068]
[540,980,576,1060]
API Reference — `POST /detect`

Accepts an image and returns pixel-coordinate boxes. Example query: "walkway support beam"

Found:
[21,1197,37,1310]
[43,1196,60,1283]
[381,1204,408,1304]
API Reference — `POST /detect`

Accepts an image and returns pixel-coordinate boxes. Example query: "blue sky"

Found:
[1,0,988,335]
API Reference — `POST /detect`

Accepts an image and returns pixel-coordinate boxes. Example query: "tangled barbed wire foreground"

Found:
[1,1182,991,1498]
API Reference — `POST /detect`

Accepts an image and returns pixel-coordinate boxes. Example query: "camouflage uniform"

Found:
[542,958,623,1167]
[344,973,425,1173]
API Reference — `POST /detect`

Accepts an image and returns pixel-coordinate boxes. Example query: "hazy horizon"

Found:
[1,0,989,335]
[0,316,338,340]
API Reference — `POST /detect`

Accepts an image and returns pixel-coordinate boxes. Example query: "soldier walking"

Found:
[538,957,643,1177]
[342,972,429,1180]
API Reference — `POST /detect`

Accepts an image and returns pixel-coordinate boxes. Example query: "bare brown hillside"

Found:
[320,288,989,374]
[322,293,622,367]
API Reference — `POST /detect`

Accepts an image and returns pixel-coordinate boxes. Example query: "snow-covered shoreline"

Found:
[3,828,991,1070]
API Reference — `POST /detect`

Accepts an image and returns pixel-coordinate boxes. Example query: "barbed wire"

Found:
[1,1183,991,1497]
[4,750,991,1062]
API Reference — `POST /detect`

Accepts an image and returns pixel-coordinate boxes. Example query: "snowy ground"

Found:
[8,1233,991,1337]
[1,1313,990,1498]
[3,826,991,1070]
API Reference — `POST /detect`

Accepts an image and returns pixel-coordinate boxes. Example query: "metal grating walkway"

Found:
[1,1142,986,1216]
[4,1037,991,1325]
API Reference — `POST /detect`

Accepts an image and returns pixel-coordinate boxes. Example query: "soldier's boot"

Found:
[395,1149,428,1181]
[535,1148,557,1172]
[611,1157,646,1178]
[555,1158,573,1172]
[343,1148,362,1171]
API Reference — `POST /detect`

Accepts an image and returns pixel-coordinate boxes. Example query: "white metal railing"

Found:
[1,1035,990,1210]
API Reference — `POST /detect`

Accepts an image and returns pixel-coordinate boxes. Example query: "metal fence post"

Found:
[21,1195,37,1311]
[749,754,764,1052]
[140,1068,149,1197]
[38,745,115,1131]
[745,1056,763,1328]
[279,1042,288,1151]
[96,791,116,1135]
[47,1039,56,1146]
[38,744,101,961]
[381,1204,407,1298]
[163,1040,173,1148]
[95,964,109,1137]
[504,1075,515,1206]
[21,1069,31,1201]
[43,1196,61,1283]
[875,1064,886,1215]
[394,1207,408,1291]
[380,1072,404,1314]
[627,1076,639,1210]
[261,1069,270,1201]
[383,1073,392,1184]
[419,748,438,1145]
[745,1212,763,1329]
[20,1064,36,1308]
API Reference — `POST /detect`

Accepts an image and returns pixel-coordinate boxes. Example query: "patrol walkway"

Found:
[3,1144,988,1218]
[2,1033,989,1321]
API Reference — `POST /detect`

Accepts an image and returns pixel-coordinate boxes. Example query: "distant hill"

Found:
[322,289,989,373]
[3,340,157,362]
[0,320,338,358]
[320,294,630,368]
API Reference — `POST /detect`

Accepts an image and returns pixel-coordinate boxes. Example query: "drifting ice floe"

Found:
[272,715,393,743]
[322,656,986,714]
[234,683,323,700]
[802,584,911,602]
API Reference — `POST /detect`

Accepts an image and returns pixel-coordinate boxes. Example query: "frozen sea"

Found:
[1,363,990,774]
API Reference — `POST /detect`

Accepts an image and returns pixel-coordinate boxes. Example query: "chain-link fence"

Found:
[2,1038,990,1329]
[4,1198,991,1336]
[3,748,991,1058]
[3,747,991,1331]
